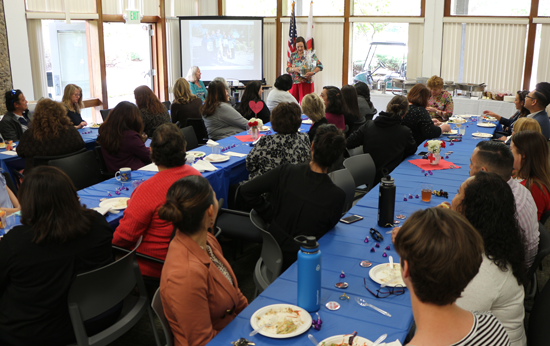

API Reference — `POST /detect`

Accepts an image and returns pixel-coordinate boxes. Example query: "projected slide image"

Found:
[190,23,254,68]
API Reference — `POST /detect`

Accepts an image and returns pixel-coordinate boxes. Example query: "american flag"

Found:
[287,1,297,59]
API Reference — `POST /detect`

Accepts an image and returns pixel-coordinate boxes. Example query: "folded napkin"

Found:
[92,206,110,215]
[302,119,313,124]
[235,134,264,142]
[206,139,220,146]
[1,151,18,156]
[192,160,218,172]
[138,163,159,172]
[224,151,247,157]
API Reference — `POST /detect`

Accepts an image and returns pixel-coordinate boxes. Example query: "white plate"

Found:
[456,114,474,118]
[319,334,373,346]
[204,154,230,163]
[442,130,458,135]
[477,123,496,128]
[259,126,271,132]
[472,132,493,138]
[302,119,313,124]
[369,263,406,287]
[99,197,130,210]
[186,151,206,158]
[90,123,101,128]
[249,304,312,339]
[482,116,497,122]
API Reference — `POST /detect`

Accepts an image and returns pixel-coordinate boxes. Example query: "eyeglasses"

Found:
[370,228,384,242]
[364,278,405,298]
[525,95,535,100]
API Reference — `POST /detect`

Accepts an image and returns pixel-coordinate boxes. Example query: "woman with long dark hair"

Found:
[511,130,550,220]
[159,175,248,346]
[97,101,151,172]
[354,81,377,121]
[201,80,248,140]
[134,85,170,137]
[0,166,114,346]
[451,171,527,346]
[238,80,270,123]
[320,86,347,131]
[485,90,530,139]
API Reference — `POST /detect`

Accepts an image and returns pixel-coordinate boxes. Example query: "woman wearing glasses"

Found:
[450,172,527,346]
[61,84,88,129]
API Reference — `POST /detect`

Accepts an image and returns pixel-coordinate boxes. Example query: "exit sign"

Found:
[126,10,140,24]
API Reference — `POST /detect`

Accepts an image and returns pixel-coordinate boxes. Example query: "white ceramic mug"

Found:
[115,167,132,182]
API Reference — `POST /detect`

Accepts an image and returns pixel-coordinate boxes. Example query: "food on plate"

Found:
[438,202,451,209]
[275,318,297,334]
[375,263,405,285]
[113,198,128,209]
[90,123,101,128]
[255,307,304,335]
[187,151,205,158]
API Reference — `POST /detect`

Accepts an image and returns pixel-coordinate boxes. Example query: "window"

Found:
[286,0,344,16]
[351,23,408,86]
[450,0,530,16]
[225,0,277,16]
[539,0,550,16]
[353,0,422,16]
[41,20,93,123]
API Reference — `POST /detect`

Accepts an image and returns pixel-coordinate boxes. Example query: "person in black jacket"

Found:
[346,95,417,185]
[240,124,346,270]
[0,89,30,141]
[238,80,270,124]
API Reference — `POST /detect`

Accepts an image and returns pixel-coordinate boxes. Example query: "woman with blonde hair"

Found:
[513,117,541,134]
[186,66,207,101]
[170,78,203,127]
[61,84,87,128]
[17,98,85,173]
[302,92,328,143]
[426,75,454,121]
[134,85,170,138]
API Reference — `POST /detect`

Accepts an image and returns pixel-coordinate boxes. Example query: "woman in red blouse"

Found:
[511,130,550,220]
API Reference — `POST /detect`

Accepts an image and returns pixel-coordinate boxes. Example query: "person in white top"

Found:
[469,140,539,268]
[265,74,300,112]
[394,208,510,346]
[451,172,527,346]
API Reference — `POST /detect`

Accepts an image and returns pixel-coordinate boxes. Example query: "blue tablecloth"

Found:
[206,119,495,345]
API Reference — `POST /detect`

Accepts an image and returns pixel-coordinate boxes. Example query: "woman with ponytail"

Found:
[159,175,248,346]
[240,124,347,270]
[346,95,417,185]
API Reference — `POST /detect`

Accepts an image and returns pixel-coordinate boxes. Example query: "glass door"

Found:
[103,22,154,108]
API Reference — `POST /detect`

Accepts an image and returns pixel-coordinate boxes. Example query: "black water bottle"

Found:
[378,174,396,227]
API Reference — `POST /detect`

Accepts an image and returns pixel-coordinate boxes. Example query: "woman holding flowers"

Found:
[286,36,323,103]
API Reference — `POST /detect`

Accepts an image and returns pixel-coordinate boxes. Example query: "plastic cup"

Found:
[421,184,433,202]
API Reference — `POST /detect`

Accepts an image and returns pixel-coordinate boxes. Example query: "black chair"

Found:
[162,101,171,111]
[48,150,104,190]
[527,277,550,346]
[343,153,376,197]
[67,236,161,346]
[175,110,201,130]
[33,147,87,168]
[2,171,17,194]
[186,118,208,145]
[94,146,115,178]
[151,287,173,346]
[328,168,356,214]
[541,210,550,225]
[525,223,550,304]
[251,210,282,296]
[100,109,112,122]
[180,126,199,151]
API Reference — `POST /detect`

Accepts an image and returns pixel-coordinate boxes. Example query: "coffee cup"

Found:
[115,167,132,182]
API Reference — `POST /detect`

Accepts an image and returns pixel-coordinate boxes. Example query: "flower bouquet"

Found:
[301,50,317,75]
[248,118,263,140]
[424,140,445,165]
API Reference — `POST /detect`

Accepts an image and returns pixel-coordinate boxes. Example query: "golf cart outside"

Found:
[353,41,407,89]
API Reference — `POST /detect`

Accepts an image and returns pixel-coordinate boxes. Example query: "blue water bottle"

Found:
[295,235,321,312]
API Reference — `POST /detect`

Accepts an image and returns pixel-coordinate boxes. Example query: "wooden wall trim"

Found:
[276,0,282,77]
[159,0,169,100]
[95,0,108,111]
[342,0,350,86]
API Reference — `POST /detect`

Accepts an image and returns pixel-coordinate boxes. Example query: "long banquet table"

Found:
[206,118,492,345]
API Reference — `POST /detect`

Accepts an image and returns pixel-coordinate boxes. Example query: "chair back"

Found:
[528,277,550,345]
[541,209,550,226]
[151,288,173,346]
[529,223,550,279]
[329,168,356,214]
[100,109,111,121]
[48,150,104,190]
[347,145,364,157]
[343,153,376,192]
[175,110,201,129]
[251,210,283,285]
[180,126,199,151]
[2,171,17,194]
[33,147,87,168]
[67,237,160,346]
[94,146,113,175]
[162,101,171,111]
[185,118,208,144]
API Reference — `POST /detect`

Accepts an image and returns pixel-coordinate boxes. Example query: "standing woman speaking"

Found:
[286,36,323,103]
